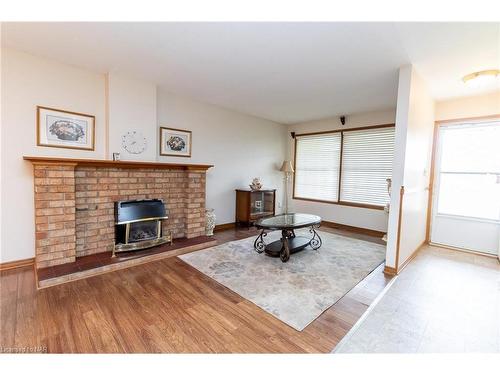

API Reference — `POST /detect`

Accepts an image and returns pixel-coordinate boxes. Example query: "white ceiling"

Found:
[2,22,499,124]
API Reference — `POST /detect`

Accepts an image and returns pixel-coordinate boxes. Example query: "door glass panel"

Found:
[436,121,500,221]
[440,123,500,173]
[437,173,500,220]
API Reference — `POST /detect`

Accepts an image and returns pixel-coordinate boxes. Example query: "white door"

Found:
[430,119,500,255]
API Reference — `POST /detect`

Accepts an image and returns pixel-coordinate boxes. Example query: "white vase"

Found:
[205,209,216,236]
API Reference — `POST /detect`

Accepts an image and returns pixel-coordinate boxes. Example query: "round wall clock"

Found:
[121,131,147,154]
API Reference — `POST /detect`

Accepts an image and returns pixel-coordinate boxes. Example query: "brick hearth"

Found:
[25,157,213,269]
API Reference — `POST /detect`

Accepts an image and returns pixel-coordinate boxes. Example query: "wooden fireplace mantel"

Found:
[23,156,214,171]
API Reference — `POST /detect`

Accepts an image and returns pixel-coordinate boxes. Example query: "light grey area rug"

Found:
[179,229,386,331]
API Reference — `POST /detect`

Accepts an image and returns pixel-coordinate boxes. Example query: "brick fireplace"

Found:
[24,156,213,270]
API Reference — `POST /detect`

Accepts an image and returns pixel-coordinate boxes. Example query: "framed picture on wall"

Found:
[37,106,95,151]
[159,127,192,157]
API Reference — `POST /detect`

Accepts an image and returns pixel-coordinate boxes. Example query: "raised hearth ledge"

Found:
[37,236,218,289]
[23,156,214,171]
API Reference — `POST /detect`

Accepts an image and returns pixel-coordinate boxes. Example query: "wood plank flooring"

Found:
[0,226,391,353]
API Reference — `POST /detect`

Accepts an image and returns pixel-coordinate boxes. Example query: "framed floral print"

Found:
[159,127,192,157]
[37,106,95,151]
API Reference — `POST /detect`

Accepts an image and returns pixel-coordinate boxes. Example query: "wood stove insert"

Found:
[114,199,173,257]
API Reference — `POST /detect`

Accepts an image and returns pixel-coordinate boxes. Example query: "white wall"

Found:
[0,48,106,263]
[435,91,500,121]
[107,73,157,161]
[287,109,396,232]
[157,90,287,225]
[386,65,435,269]
[0,48,288,262]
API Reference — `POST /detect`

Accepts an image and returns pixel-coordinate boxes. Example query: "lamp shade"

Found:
[280,160,294,173]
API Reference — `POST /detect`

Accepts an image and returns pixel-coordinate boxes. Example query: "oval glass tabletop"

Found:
[256,213,321,230]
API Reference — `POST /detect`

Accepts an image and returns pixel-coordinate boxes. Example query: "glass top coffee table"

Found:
[254,213,322,262]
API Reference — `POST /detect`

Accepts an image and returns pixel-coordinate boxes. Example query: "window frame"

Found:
[292,123,395,210]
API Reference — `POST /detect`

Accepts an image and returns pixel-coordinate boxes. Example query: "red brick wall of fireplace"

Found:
[33,163,207,269]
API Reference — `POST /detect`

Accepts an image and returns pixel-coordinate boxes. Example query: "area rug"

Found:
[179,229,386,331]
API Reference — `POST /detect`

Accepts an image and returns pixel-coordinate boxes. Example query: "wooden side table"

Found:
[235,189,276,227]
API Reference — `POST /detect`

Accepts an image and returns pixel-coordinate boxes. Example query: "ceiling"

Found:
[2,22,499,124]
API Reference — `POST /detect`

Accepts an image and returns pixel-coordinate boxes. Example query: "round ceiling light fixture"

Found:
[462,69,500,86]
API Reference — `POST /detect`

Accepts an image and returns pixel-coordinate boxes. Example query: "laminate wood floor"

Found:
[0,226,391,353]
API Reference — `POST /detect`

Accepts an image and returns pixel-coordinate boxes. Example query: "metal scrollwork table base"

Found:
[253,213,322,263]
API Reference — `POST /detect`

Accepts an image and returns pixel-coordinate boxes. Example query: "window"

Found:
[340,127,395,206]
[293,125,395,208]
[294,133,341,202]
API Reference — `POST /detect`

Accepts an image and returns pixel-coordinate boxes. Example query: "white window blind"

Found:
[340,127,395,206]
[294,133,341,202]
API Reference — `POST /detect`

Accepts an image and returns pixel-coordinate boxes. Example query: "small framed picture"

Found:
[159,127,192,157]
[37,106,95,151]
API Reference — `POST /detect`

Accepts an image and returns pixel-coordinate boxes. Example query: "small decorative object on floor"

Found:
[205,208,216,236]
[112,152,121,161]
[249,177,262,191]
